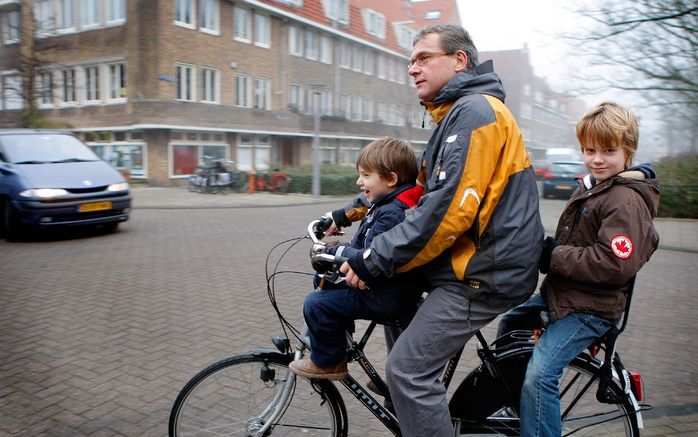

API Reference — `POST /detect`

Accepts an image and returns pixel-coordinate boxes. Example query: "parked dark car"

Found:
[0,129,130,240]
[542,161,588,199]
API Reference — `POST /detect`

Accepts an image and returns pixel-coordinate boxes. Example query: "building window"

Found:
[255,136,271,170]
[237,135,253,171]
[56,0,76,32]
[200,67,219,103]
[2,75,23,110]
[108,62,126,100]
[377,55,386,80]
[364,9,384,39]
[60,69,76,104]
[362,97,372,121]
[175,64,195,101]
[34,0,53,35]
[90,142,146,177]
[37,72,53,107]
[175,0,195,28]
[81,0,99,27]
[288,25,302,56]
[363,50,373,75]
[199,0,219,34]
[338,94,350,119]
[305,30,318,60]
[425,10,442,20]
[289,84,303,112]
[107,0,126,23]
[234,74,251,107]
[339,41,350,68]
[351,45,363,72]
[84,65,101,103]
[171,137,227,177]
[254,77,271,110]
[351,95,361,121]
[234,7,251,42]
[320,35,332,64]
[254,13,270,47]
[327,0,348,24]
[2,11,20,44]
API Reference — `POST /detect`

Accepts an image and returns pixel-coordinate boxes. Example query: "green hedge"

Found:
[284,165,360,196]
[654,153,698,218]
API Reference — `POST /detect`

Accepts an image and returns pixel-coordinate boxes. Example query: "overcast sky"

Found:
[457,0,578,89]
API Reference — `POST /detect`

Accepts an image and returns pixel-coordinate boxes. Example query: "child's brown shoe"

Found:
[289,358,348,380]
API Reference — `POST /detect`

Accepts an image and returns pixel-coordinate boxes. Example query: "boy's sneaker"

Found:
[289,358,348,380]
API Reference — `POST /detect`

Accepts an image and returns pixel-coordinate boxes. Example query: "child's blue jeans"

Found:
[303,283,420,367]
[519,310,613,436]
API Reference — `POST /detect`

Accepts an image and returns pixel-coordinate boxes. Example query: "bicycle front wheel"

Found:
[169,352,347,437]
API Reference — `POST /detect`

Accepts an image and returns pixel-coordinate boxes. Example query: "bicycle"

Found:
[188,157,248,194]
[168,218,650,436]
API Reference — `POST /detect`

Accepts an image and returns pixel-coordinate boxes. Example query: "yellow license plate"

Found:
[556,185,572,190]
[79,201,112,212]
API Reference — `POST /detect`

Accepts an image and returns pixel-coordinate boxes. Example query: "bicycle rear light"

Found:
[627,370,643,402]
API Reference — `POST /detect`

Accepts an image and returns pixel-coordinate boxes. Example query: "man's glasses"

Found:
[408,51,452,69]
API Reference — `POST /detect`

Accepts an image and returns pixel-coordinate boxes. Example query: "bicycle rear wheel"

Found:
[169,352,347,437]
[451,353,640,436]
[558,356,640,437]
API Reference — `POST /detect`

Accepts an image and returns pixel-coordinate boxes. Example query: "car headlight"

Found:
[19,188,69,198]
[107,182,130,192]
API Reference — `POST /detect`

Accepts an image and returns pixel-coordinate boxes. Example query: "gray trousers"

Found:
[385,283,514,437]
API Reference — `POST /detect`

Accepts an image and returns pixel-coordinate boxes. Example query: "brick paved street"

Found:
[1,201,697,436]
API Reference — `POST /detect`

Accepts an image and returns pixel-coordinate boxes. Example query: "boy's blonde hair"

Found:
[356,137,418,186]
[576,101,639,168]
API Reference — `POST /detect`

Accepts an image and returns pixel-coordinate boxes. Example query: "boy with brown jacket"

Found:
[498,101,660,437]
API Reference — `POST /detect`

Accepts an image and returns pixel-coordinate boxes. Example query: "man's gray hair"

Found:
[414,24,479,70]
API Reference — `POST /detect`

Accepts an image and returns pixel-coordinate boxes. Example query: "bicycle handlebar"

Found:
[308,218,348,283]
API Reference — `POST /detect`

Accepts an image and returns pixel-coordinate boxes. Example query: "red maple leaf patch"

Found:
[611,235,633,259]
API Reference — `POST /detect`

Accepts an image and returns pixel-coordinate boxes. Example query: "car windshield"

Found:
[1,134,100,164]
[550,163,587,174]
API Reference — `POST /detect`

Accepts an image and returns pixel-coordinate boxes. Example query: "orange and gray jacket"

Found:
[345,61,544,306]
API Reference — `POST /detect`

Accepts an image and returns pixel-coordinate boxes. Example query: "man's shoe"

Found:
[289,358,348,380]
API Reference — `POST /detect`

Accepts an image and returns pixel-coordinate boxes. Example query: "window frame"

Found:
[233,6,251,43]
[199,0,220,35]
[175,0,196,29]
[234,74,251,108]
[254,77,271,110]
[254,13,270,48]
[200,66,220,104]
[175,63,196,102]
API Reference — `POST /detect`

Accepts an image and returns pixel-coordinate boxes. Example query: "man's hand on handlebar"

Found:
[341,262,368,290]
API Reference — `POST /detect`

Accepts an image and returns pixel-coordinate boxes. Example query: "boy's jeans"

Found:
[303,285,419,367]
[520,310,613,437]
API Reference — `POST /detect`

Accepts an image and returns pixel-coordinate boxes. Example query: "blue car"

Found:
[0,129,131,240]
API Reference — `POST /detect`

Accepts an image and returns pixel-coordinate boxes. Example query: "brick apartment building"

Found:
[0,0,580,185]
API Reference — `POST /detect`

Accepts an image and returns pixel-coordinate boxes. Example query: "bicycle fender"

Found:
[248,349,293,362]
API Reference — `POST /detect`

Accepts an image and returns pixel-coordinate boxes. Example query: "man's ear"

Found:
[387,172,399,187]
[454,50,468,72]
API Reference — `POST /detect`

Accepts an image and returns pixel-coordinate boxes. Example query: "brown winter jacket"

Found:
[542,170,660,321]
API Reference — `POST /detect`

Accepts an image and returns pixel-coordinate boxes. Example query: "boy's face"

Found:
[356,165,397,203]
[582,143,628,183]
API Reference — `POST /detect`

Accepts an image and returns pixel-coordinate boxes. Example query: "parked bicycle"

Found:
[168,218,650,436]
[188,157,248,194]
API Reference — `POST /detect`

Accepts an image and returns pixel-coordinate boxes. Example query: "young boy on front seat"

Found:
[497,101,660,437]
[289,137,424,380]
